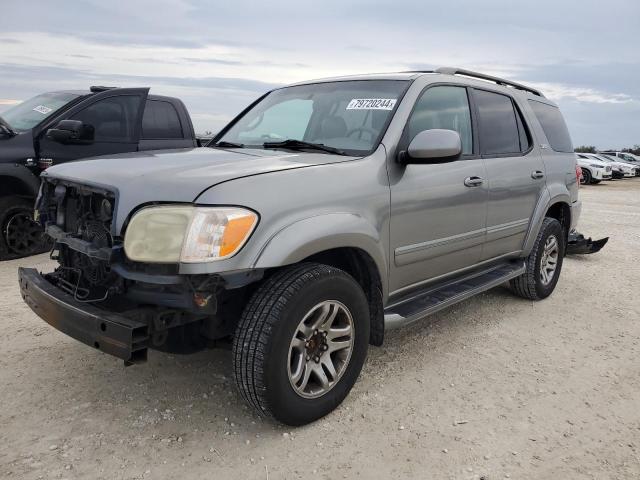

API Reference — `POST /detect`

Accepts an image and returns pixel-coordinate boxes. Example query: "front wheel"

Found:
[510,217,565,300]
[580,168,591,185]
[232,263,370,425]
[0,196,50,260]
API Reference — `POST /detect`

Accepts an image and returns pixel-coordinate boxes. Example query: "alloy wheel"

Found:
[287,300,355,399]
[540,235,559,286]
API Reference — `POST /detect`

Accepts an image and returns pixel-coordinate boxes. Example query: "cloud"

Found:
[182,57,245,66]
[1,0,639,147]
[531,83,635,105]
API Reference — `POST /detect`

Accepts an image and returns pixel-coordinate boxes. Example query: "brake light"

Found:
[576,164,582,187]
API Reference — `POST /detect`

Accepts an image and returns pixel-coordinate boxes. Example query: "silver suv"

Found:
[20,67,581,425]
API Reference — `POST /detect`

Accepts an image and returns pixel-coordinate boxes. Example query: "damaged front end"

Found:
[21,179,253,364]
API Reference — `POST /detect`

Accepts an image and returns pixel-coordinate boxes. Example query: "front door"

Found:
[470,88,546,260]
[36,88,149,167]
[389,85,488,294]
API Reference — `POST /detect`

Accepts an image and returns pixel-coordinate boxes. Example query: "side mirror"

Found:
[402,129,462,164]
[46,120,95,144]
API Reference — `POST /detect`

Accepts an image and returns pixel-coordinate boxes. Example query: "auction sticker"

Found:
[346,98,397,110]
[33,105,53,115]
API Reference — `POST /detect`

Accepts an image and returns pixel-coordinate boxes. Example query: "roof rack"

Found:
[90,86,117,93]
[434,67,544,97]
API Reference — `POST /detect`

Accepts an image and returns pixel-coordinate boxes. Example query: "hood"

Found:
[0,130,36,163]
[42,146,357,233]
[577,158,605,168]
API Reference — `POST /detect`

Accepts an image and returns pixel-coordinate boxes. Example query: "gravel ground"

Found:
[1,179,639,480]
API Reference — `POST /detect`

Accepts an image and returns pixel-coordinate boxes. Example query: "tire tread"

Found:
[232,262,350,419]
[509,217,562,300]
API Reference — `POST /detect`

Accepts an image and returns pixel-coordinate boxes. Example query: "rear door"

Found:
[138,99,195,151]
[473,88,546,260]
[36,88,149,165]
[389,85,488,294]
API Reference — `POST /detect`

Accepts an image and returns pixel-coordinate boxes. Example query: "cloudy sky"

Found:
[1,0,638,148]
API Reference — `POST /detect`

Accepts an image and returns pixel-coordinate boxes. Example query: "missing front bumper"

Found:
[18,267,149,364]
[566,230,609,255]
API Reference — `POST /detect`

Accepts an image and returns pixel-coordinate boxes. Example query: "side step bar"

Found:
[384,261,526,330]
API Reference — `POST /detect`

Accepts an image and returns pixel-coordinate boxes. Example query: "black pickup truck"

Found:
[0,87,198,259]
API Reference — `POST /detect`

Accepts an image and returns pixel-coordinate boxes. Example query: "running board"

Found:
[384,261,526,330]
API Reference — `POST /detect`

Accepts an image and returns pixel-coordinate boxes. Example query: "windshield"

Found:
[1,92,80,132]
[217,80,409,155]
[620,153,639,162]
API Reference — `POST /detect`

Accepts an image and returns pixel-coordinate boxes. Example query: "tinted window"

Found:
[474,89,520,155]
[142,100,183,139]
[408,86,473,155]
[71,95,140,142]
[528,100,574,153]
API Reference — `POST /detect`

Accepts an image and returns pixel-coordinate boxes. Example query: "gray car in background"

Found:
[19,67,580,425]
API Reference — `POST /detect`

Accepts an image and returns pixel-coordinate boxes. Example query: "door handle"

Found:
[464,176,484,187]
[531,170,545,179]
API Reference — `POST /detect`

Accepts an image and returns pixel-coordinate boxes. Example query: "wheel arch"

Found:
[0,164,40,199]
[252,214,388,346]
[522,189,571,256]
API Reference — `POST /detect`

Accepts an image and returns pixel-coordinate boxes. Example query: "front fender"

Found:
[0,163,40,197]
[253,213,389,298]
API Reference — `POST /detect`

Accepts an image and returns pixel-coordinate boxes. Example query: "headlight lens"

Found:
[589,164,603,168]
[124,205,258,263]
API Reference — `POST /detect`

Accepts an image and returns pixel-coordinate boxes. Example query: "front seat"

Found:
[320,115,348,139]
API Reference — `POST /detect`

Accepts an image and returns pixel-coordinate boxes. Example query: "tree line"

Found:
[575,145,640,155]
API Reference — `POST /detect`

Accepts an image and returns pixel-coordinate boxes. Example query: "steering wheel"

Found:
[345,127,378,139]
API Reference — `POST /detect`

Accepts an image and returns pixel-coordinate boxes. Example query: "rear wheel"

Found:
[232,263,370,425]
[0,196,50,260]
[510,217,565,300]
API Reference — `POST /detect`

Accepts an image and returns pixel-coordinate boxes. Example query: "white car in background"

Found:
[600,151,640,176]
[587,153,636,178]
[575,154,612,184]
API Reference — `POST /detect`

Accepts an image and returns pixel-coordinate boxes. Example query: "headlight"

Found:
[589,164,603,168]
[124,205,258,263]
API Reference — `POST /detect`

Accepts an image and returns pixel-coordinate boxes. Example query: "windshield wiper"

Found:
[262,139,346,155]
[212,140,245,148]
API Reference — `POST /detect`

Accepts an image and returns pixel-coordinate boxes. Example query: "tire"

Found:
[0,196,50,260]
[591,179,601,184]
[510,217,565,300]
[580,168,591,185]
[232,262,370,426]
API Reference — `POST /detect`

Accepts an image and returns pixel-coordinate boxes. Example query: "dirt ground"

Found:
[1,179,639,480]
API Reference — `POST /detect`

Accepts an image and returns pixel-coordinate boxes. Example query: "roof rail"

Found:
[90,86,118,93]
[434,67,544,97]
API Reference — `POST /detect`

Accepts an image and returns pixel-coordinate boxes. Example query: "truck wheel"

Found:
[0,196,49,260]
[580,168,591,185]
[232,263,370,425]
[510,217,565,300]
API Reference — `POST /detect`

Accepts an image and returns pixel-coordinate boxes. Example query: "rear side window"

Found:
[141,100,183,139]
[71,95,141,142]
[473,89,523,155]
[528,100,573,153]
